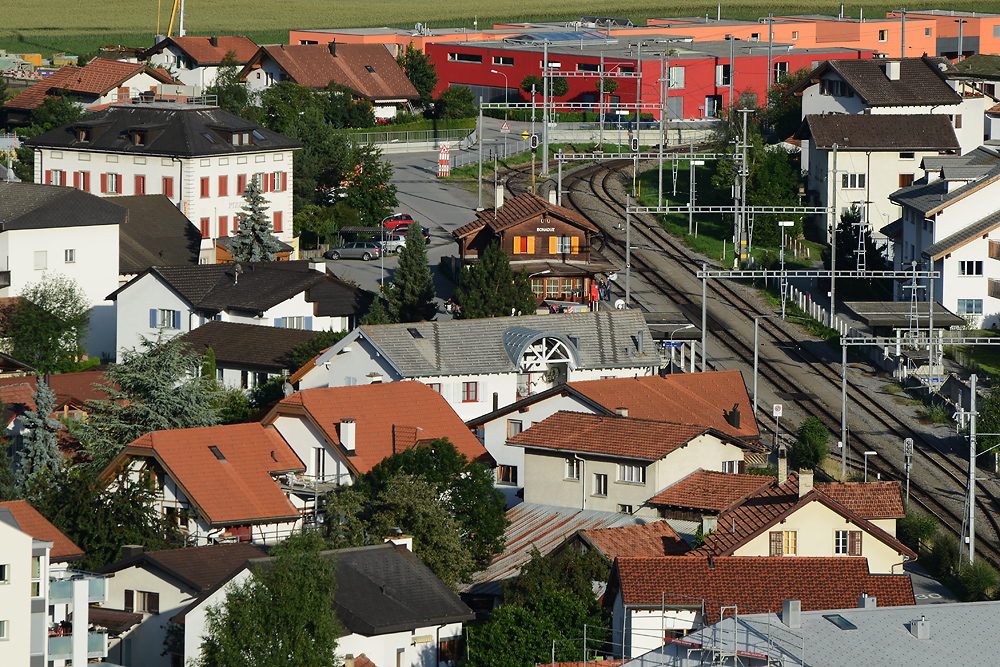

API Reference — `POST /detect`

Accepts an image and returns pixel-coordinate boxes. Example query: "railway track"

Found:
[503,157,1000,567]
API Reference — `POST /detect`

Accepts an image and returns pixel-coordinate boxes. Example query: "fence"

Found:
[451,137,531,169]
[345,128,474,146]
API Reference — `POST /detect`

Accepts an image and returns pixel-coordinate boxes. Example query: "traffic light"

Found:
[530,134,539,150]
[630,136,639,152]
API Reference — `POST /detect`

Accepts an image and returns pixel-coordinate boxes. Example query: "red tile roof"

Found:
[507,411,748,461]
[0,500,84,561]
[552,661,624,667]
[4,61,174,111]
[266,382,488,476]
[154,36,259,65]
[0,370,112,414]
[104,423,303,526]
[246,43,418,100]
[815,481,906,519]
[567,372,760,441]
[612,556,915,620]
[648,470,773,512]
[354,655,378,667]
[581,522,689,558]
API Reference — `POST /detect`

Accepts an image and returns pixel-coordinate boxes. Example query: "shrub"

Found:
[959,559,999,601]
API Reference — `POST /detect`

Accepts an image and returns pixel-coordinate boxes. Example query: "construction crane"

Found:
[157,0,186,38]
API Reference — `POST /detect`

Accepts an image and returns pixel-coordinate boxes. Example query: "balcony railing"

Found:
[990,279,1000,300]
[48,632,108,660]
[48,570,108,603]
[990,240,1000,261]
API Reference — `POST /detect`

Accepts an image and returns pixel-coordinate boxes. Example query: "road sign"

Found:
[437,144,450,178]
[773,404,782,417]
[522,130,530,139]
[500,120,510,133]
[662,342,683,348]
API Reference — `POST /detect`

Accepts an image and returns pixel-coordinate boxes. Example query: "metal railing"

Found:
[451,137,531,169]
[344,128,474,145]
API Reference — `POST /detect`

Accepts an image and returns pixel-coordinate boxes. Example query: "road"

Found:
[323,118,531,310]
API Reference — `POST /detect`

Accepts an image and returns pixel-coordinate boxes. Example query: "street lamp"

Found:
[490,69,509,119]
[863,451,878,482]
[778,220,794,320]
[668,324,695,374]
[752,314,779,421]
[529,269,551,302]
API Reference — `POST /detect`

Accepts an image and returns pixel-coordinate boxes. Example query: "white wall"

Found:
[270,414,352,485]
[114,272,192,361]
[148,46,221,89]
[182,568,252,663]
[0,520,33,667]
[611,593,699,659]
[244,58,287,94]
[337,622,465,667]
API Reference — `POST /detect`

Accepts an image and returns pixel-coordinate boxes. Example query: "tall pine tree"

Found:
[16,381,64,492]
[231,179,281,262]
[388,222,436,322]
[454,241,536,319]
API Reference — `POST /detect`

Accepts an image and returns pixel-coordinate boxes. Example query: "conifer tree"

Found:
[387,222,436,322]
[231,179,281,262]
[453,241,536,319]
[16,381,64,491]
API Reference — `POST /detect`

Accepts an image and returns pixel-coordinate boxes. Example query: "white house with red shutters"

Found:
[26,102,300,263]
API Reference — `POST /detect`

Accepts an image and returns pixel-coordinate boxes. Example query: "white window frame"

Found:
[157,309,179,329]
[958,299,983,315]
[492,56,514,66]
[878,30,888,42]
[0,619,7,641]
[555,236,572,254]
[51,170,64,186]
[960,260,983,276]
[721,460,739,474]
[0,563,8,584]
[280,316,305,330]
[668,66,685,90]
[618,463,646,484]
[566,458,581,480]
[841,173,866,189]
[593,473,608,496]
[497,465,518,485]
[33,251,47,270]
[107,173,121,193]
[783,530,797,556]
[64,248,76,263]
[835,530,849,555]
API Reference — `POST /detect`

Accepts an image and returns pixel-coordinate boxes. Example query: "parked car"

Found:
[382,213,415,230]
[324,242,381,261]
[396,225,431,242]
[379,233,407,254]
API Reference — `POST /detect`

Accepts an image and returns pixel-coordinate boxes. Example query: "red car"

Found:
[381,213,415,230]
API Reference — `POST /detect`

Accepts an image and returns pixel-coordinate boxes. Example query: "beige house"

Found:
[508,410,763,517]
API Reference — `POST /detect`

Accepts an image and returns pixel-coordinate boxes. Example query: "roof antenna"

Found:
[234,262,243,285]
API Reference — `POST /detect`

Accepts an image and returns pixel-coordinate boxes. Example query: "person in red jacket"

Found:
[590,281,600,312]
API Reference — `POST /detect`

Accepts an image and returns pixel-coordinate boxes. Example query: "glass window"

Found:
[566,458,581,480]
[448,52,482,63]
[0,563,8,584]
[33,251,47,270]
[617,504,633,514]
[426,382,441,393]
[835,530,849,554]
[960,261,983,276]
[721,460,739,474]
[507,420,523,438]
[618,464,646,484]
[281,316,305,329]
[493,56,514,66]
[958,299,983,315]
[157,309,178,329]
[784,531,797,555]
[64,249,75,263]
[878,30,888,41]
[841,173,866,189]
[497,465,517,485]
[593,473,608,496]
[462,381,478,402]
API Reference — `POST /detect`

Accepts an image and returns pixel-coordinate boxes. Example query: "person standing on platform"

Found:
[590,281,600,312]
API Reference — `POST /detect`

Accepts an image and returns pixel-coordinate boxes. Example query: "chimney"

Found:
[121,545,144,559]
[495,183,504,211]
[858,594,877,609]
[210,36,218,48]
[701,515,718,535]
[910,616,930,640]
[345,655,355,667]
[636,331,644,355]
[384,527,413,551]
[777,445,788,485]
[615,407,629,417]
[329,40,337,57]
[724,403,741,430]
[339,419,356,451]
[781,600,801,628]
[882,61,901,81]
[548,188,557,204]
[799,468,814,497]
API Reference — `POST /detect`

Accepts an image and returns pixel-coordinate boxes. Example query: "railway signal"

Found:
[630,136,639,152]
[530,134,539,151]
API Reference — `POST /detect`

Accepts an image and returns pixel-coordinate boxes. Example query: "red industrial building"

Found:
[426,36,874,119]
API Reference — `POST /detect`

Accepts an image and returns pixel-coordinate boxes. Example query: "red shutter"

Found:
[219,216,228,238]
[219,175,228,197]
[273,211,282,233]
[162,177,173,199]
[200,177,209,198]
[60,170,67,185]
[849,531,862,556]
[100,174,108,193]
[200,218,210,239]
[82,172,90,192]
[135,175,144,195]
[769,531,783,557]
[237,174,247,194]
[282,171,288,191]
[45,170,51,184]
[73,172,80,189]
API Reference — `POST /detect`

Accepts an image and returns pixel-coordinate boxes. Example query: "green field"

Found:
[4,1,1000,58]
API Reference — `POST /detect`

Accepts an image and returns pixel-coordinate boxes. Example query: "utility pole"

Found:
[969,373,978,563]
[841,342,848,480]
[830,143,838,328]
[957,18,967,61]
[477,99,483,210]
[542,41,549,175]
[625,195,631,307]
[658,49,666,209]
[701,263,707,372]
[766,14,774,105]
[728,35,735,117]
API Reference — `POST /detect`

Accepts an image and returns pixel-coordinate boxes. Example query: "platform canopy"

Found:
[843,301,967,329]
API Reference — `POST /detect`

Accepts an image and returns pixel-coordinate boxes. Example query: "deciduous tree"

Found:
[434,86,476,119]
[231,179,281,262]
[343,143,398,225]
[286,329,348,370]
[204,51,251,115]
[453,241,536,319]
[396,41,438,107]
[4,274,91,373]
[388,222,436,322]
[198,530,340,667]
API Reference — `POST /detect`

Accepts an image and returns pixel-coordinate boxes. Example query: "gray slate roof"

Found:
[923,146,1000,172]
[27,103,301,157]
[355,310,657,378]
[178,320,317,372]
[645,601,1000,667]
[797,114,959,151]
[889,167,1000,216]
[791,56,960,107]
[923,209,1000,260]
[114,194,202,274]
[0,181,127,230]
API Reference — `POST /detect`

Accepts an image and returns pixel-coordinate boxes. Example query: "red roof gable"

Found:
[4,61,174,111]
[508,411,750,461]
[567,372,759,441]
[648,470,773,512]
[106,423,303,526]
[0,370,112,414]
[267,382,488,475]
[246,43,418,100]
[815,481,906,519]
[156,36,259,65]
[0,500,84,561]
[581,522,689,558]
[612,556,915,620]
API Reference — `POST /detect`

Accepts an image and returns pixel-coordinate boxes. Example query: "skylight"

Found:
[209,445,227,461]
[201,132,216,144]
[823,614,857,630]
[365,65,375,73]
[407,327,423,339]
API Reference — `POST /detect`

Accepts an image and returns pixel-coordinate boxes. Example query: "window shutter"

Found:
[135,175,143,194]
[83,172,90,192]
[61,170,67,185]
[769,531,783,557]
[173,311,181,330]
[124,589,134,613]
[282,171,288,191]
[219,175,228,197]
[716,65,724,86]
[150,309,158,328]
[513,236,521,252]
[237,174,247,194]
[273,211,283,232]
[549,236,557,254]
[527,236,535,254]
[305,316,313,330]
[163,177,173,199]
[45,170,51,184]
[101,174,108,193]
[73,172,80,189]
[849,531,862,556]
[571,236,580,254]
[148,592,160,615]
[219,217,228,238]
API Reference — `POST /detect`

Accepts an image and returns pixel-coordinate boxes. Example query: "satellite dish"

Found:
[607,272,617,282]
[615,299,626,310]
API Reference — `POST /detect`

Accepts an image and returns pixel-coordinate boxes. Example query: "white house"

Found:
[97,543,266,667]
[143,35,259,89]
[26,102,300,261]
[291,310,660,422]
[465,371,759,507]
[0,182,126,360]
[0,500,109,667]
[178,543,473,667]
[888,147,1000,327]
[795,113,960,252]
[108,260,367,362]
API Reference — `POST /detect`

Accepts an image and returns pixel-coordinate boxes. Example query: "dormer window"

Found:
[231,132,250,146]
[132,131,147,146]
[76,128,92,142]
